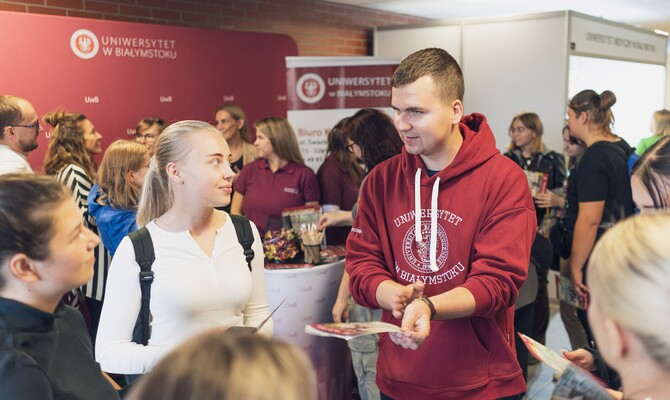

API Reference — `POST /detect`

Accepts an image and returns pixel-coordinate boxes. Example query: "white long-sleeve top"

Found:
[95,217,272,374]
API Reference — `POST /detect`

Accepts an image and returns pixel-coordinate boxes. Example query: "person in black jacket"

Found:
[505,113,566,381]
[0,174,120,400]
[505,112,567,234]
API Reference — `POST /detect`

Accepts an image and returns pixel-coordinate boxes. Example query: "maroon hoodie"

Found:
[346,113,536,399]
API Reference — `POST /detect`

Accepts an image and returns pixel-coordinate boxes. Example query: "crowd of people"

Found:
[1,44,670,400]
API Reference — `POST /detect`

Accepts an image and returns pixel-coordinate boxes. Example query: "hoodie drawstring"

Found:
[414,168,422,242]
[414,168,441,272]
[430,177,440,271]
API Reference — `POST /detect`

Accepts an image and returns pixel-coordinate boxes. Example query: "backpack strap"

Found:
[230,214,255,272]
[128,227,155,346]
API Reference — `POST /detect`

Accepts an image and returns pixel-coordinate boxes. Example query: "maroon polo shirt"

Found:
[316,154,360,245]
[236,159,320,234]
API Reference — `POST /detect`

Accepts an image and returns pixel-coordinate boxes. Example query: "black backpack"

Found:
[127,214,255,347]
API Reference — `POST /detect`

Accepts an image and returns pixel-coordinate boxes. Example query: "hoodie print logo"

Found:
[402,220,448,273]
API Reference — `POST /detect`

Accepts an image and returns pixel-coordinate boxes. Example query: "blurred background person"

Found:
[213,103,257,213]
[0,95,40,175]
[505,112,567,234]
[566,89,634,345]
[504,112,565,380]
[562,135,670,397]
[0,174,120,400]
[127,331,316,400]
[635,109,670,156]
[88,140,150,257]
[319,109,404,229]
[316,117,364,246]
[231,117,319,234]
[322,108,403,400]
[43,110,109,345]
[134,117,165,157]
[96,121,272,378]
[631,135,670,210]
[553,126,589,351]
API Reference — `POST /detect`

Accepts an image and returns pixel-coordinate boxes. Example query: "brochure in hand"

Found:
[555,275,589,311]
[523,170,549,197]
[551,363,614,400]
[518,333,613,399]
[518,333,571,374]
[305,321,402,340]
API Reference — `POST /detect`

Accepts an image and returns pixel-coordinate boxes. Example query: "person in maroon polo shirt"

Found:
[230,117,320,235]
[316,117,364,246]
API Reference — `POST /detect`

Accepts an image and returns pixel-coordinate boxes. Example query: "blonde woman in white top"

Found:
[96,120,272,375]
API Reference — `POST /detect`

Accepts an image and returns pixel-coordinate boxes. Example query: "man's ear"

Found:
[2,126,14,138]
[451,99,464,125]
[6,253,40,283]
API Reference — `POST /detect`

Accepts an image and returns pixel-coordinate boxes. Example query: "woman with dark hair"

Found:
[346,108,404,172]
[320,108,403,400]
[0,174,120,400]
[561,136,670,399]
[134,117,165,157]
[566,89,634,343]
[231,117,319,234]
[43,110,110,342]
[316,117,364,245]
[318,108,404,229]
[556,126,589,351]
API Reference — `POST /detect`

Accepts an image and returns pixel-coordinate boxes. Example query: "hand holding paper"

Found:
[388,298,431,350]
[562,348,595,371]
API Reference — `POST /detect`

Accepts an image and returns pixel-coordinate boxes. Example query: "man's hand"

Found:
[377,280,425,319]
[389,297,431,350]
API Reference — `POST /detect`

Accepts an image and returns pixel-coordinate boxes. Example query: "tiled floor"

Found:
[524,300,571,399]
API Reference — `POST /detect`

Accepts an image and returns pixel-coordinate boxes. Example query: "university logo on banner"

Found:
[296,73,325,104]
[70,29,99,59]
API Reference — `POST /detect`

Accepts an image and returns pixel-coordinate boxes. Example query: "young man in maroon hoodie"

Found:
[346,48,537,399]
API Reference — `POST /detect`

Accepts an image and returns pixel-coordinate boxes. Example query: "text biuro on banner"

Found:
[0,11,297,170]
[286,57,399,172]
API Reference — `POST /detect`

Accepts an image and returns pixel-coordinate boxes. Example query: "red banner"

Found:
[0,11,297,170]
[287,63,399,111]
[286,58,399,171]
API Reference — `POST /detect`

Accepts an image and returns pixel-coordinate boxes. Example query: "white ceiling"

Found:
[326,0,670,33]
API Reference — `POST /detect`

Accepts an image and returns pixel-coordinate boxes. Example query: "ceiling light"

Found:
[653,29,669,36]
